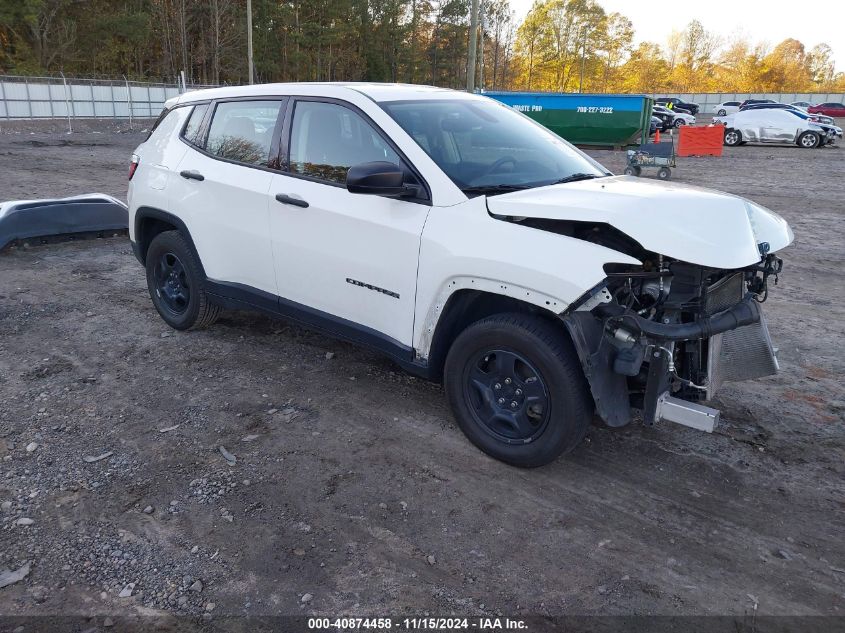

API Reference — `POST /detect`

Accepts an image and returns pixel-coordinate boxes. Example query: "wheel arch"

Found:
[421,283,569,382]
[134,207,205,276]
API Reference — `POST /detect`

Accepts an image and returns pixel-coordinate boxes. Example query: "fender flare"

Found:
[133,206,204,276]
[415,275,570,360]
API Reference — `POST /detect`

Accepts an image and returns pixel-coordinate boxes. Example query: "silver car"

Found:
[715,108,832,148]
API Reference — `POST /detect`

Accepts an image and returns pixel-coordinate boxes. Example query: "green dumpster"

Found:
[484,92,654,147]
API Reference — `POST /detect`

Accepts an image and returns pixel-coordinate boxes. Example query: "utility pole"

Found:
[479,2,485,92]
[579,26,588,93]
[466,0,480,92]
[247,0,255,84]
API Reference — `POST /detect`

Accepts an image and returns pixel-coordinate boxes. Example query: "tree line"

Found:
[1,0,843,93]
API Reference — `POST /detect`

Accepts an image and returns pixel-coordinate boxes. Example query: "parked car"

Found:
[714,108,835,148]
[651,105,675,131]
[655,97,699,115]
[808,102,845,117]
[789,101,813,111]
[714,101,741,116]
[669,110,696,127]
[739,99,777,108]
[652,105,694,128]
[129,83,792,467]
[651,105,695,131]
[740,103,837,126]
[649,116,661,135]
[739,102,798,112]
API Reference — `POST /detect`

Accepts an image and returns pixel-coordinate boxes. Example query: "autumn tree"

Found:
[596,12,632,92]
[808,43,836,88]
[618,42,668,93]
[0,0,840,95]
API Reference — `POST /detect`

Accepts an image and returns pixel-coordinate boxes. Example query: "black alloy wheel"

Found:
[444,313,592,467]
[463,349,551,444]
[145,230,221,330]
[153,251,190,316]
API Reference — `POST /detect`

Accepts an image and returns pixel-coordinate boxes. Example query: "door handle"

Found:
[180,170,204,181]
[275,193,309,208]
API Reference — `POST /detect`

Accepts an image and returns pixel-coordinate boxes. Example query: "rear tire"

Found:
[724,129,742,146]
[657,166,671,180]
[145,230,220,330]
[444,313,592,468]
[624,166,641,176]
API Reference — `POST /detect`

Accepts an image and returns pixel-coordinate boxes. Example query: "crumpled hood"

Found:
[486,176,793,269]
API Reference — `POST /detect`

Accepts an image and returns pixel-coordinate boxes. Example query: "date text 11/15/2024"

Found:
[307,617,528,630]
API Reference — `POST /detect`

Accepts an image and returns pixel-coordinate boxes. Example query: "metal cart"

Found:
[624,138,676,180]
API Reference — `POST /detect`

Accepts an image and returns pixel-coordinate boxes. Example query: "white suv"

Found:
[128,83,793,467]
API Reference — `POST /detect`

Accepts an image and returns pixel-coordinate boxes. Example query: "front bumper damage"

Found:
[562,261,781,433]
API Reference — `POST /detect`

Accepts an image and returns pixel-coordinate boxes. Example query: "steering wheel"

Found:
[482,156,517,177]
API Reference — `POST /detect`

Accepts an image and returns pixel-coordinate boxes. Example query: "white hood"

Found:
[486,176,793,269]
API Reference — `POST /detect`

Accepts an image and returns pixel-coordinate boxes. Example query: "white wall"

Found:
[0,76,195,120]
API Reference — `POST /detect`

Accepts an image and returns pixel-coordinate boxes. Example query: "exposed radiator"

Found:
[705,273,779,399]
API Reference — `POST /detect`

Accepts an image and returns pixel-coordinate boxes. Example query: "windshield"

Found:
[381,98,607,195]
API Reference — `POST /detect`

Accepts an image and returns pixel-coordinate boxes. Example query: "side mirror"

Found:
[346,161,408,196]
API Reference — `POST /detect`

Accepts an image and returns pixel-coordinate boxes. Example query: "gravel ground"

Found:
[0,120,843,625]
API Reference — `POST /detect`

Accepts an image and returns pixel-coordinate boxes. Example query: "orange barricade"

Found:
[677,125,724,157]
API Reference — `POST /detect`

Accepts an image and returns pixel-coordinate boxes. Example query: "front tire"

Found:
[145,230,220,330]
[444,313,592,468]
[717,109,727,116]
[674,118,685,128]
[797,131,820,148]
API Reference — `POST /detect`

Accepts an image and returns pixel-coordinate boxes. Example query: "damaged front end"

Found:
[486,175,794,433]
[562,251,784,432]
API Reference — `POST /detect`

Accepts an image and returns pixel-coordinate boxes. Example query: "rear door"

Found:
[267,98,431,348]
[170,98,286,296]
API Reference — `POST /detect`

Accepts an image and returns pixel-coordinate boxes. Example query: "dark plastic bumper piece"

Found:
[0,194,128,251]
[562,311,632,428]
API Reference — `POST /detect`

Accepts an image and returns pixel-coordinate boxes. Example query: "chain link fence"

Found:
[0,74,220,122]
[2,76,843,122]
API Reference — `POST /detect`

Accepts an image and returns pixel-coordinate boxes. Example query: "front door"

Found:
[761,110,796,144]
[268,99,431,349]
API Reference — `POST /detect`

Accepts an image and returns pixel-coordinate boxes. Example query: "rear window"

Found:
[182,104,209,146]
[146,107,172,140]
[144,108,183,145]
[205,100,283,167]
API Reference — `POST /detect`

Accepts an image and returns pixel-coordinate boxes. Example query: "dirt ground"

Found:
[0,119,844,626]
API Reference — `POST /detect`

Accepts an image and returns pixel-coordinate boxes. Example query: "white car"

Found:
[128,83,792,467]
[653,104,695,127]
[714,108,833,148]
[713,101,741,116]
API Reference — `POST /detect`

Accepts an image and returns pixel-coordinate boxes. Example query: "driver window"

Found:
[289,101,402,184]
